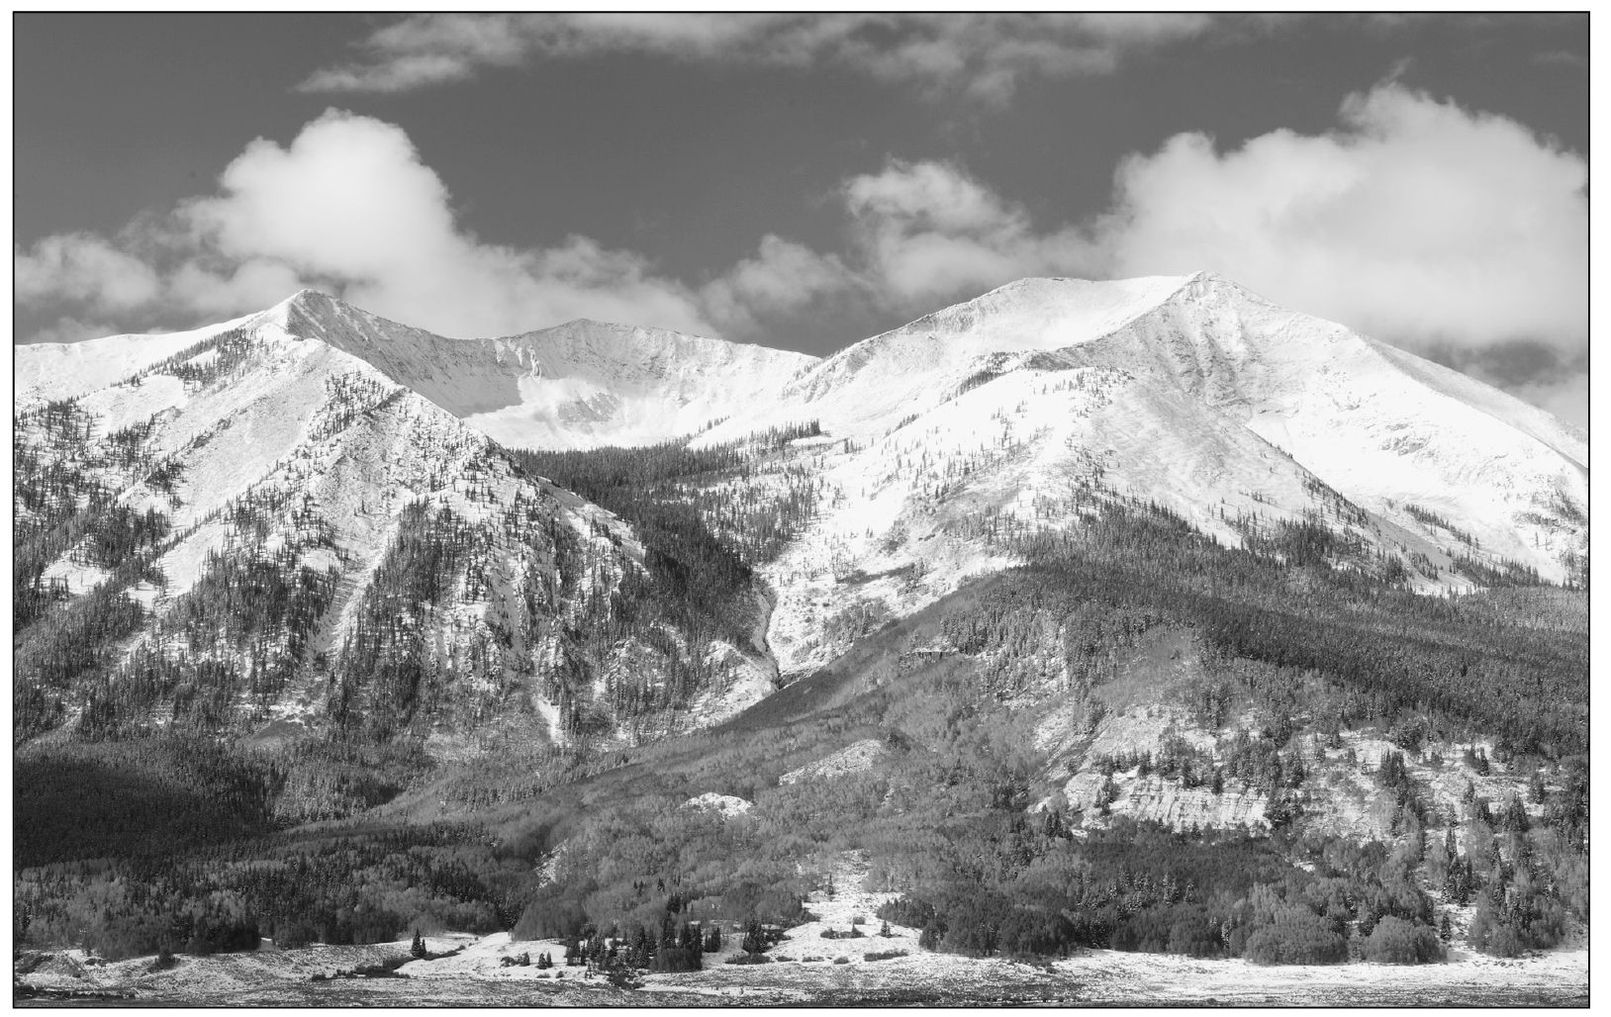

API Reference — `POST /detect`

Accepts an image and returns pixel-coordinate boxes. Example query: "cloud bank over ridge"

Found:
[15,84,1586,424]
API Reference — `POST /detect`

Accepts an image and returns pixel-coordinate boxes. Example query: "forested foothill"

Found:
[12,420,1588,973]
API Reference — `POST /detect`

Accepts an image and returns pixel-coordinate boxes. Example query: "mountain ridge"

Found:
[12,273,1590,738]
[17,275,1587,594]
[14,306,778,749]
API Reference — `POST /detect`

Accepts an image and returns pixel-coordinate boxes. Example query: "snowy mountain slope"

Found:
[15,291,818,455]
[15,273,1587,713]
[699,275,1192,443]
[747,360,1399,677]
[13,312,261,403]
[1367,340,1587,469]
[13,306,774,747]
[271,290,818,450]
[1065,273,1588,582]
[678,273,1587,674]
[461,319,819,451]
[698,272,1585,582]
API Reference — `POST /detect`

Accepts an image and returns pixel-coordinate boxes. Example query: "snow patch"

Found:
[683,792,753,817]
[42,557,110,596]
[779,740,886,784]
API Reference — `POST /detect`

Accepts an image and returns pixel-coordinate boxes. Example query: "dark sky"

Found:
[13,13,1589,424]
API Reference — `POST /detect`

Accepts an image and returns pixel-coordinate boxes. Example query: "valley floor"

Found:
[13,936,1588,1007]
[15,860,1588,1007]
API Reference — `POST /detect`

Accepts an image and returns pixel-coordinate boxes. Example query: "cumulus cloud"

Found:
[698,160,1101,330]
[699,234,861,338]
[840,159,1095,306]
[300,12,1216,102]
[14,109,716,341]
[799,85,1586,362]
[186,113,459,282]
[13,87,1586,425]
[15,234,162,310]
[1093,83,1588,354]
[713,85,1586,420]
[167,259,309,318]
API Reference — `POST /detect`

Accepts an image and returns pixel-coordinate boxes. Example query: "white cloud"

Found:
[700,234,860,337]
[687,159,1103,326]
[14,234,162,310]
[300,13,1216,101]
[12,87,1585,425]
[1094,83,1588,353]
[840,159,1095,307]
[14,109,716,341]
[185,113,459,282]
[816,85,1586,362]
[168,260,309,317]
[707,86,1586,421]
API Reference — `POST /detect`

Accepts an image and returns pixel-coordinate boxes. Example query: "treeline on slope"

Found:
[1403,502,1480,548]
[78,545,340,741]
[507,444,750,629]
[991,500,1587,756]
[510,420,824,582]
[14,581,148,743]
[20,433,773,745]
[1238,508,1539,588]
[13,397,185,740]
[328,499,469,741]
[15,393,194,613]
[23,472,344,743]
[127,325,266,391]
[325,488,747,743]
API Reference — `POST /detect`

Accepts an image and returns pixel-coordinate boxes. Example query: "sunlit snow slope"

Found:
[687,272,1586,674]
[17,275,1587,689]
[14,297,775,746]
[695,272,1584,573]
[271,291,818,450]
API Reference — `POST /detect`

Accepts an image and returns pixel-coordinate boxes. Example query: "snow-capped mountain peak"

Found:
[8,269,1592,761]
[19,289,821,452]
[14,273,1589,700]
[689,270,1585,662]
[14,290,779,747]
[267,286,338,312]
